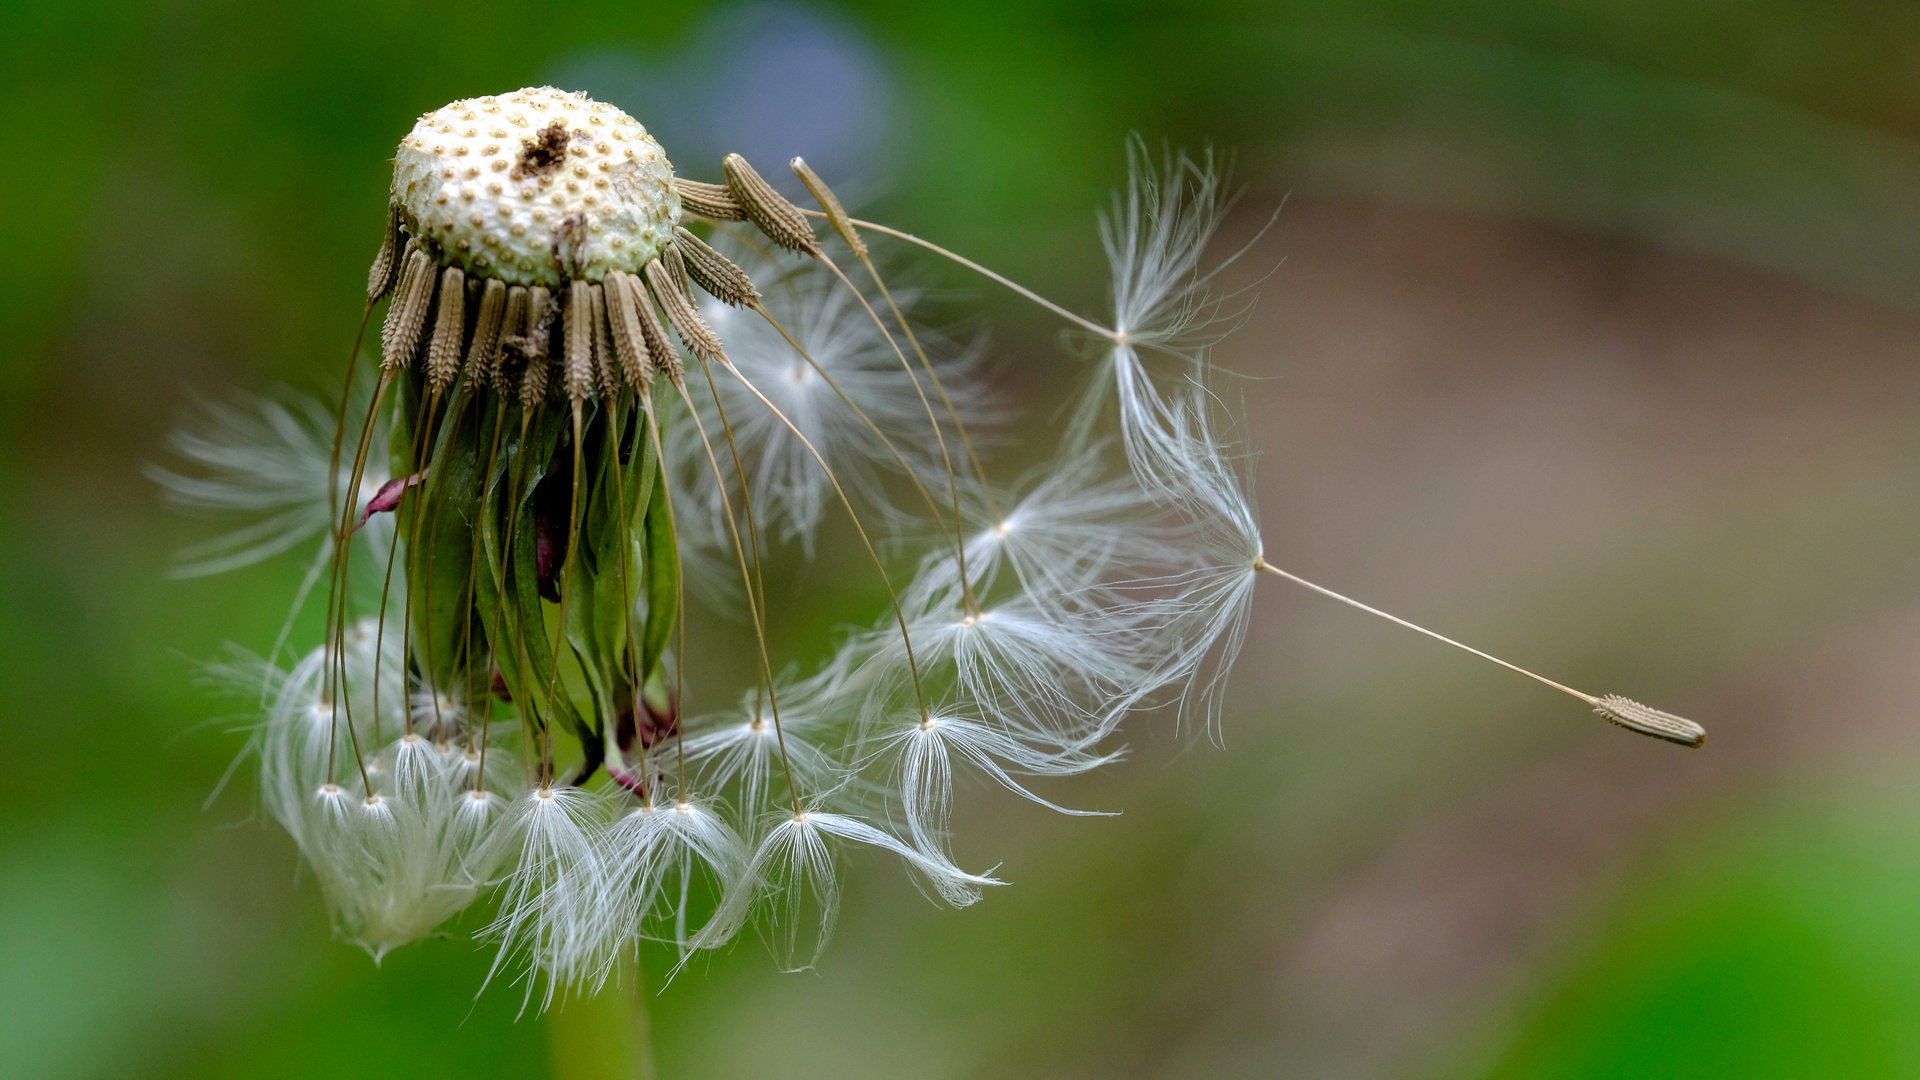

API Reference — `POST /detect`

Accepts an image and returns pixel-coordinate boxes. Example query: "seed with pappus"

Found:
[163,87,1705,1014]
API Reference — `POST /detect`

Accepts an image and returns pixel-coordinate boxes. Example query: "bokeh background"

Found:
[7,1,1920,1077]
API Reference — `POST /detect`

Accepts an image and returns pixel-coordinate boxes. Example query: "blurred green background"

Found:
[7,1,1920,1077]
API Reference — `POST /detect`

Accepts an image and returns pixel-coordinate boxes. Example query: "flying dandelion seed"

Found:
[161,85,1704,1027]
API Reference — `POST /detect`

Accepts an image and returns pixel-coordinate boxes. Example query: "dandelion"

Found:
[165,84,1705,1067]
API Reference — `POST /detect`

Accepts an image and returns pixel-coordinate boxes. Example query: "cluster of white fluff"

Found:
[224,616,517,960]
[669,237,994,558]
[172,142,1269,999]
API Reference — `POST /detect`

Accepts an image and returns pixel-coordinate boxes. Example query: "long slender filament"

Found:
[464,398,509,787]
[808,252,980,616]
[808,212,1121,342]
[1253,557,1596,705]
[670,378,804,813]
[486,403,544,791]
[714,359,933,720]
[849,248,1002,522]
[373,384,439,741]
[414,385,475,739]
[322,298,377,697]
[325,366,395,793]
[535,404,590,783]
[747,301,954,539]
[638,399,692,802]
[601,393,652,799]
[697,345,772,636]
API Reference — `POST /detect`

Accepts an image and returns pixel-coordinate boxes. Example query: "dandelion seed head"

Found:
[393,88,678,286]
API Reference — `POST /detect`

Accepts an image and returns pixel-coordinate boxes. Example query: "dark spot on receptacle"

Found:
[510,121,569,181]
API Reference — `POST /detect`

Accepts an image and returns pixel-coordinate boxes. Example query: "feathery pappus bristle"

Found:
[1594,694,1706,748]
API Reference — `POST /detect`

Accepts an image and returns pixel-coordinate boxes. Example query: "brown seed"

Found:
[505,284,556,403]
[380,247,436,370]
[520,351,550,404]
[675,178,745,221]
[590,281,619,398]
[367,201,404,300]
[1593,695,1705,748]
[663,244,694,302]
[378,241,416,352]
[496,285,532,398]
[463,277,508,386]
[565,281,595,404]
[425,266,467,392]
[790,157,867,259]
[602,271,654,392]
[625,267,681,384]
[644,258,726,365]
[673,226,760,306]
[722,153,817,254]
[526,285,555,360]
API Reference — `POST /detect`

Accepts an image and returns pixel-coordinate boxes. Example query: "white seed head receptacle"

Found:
[391,87,681,286]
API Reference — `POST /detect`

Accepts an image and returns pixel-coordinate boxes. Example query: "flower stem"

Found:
[546,955,656,1080]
